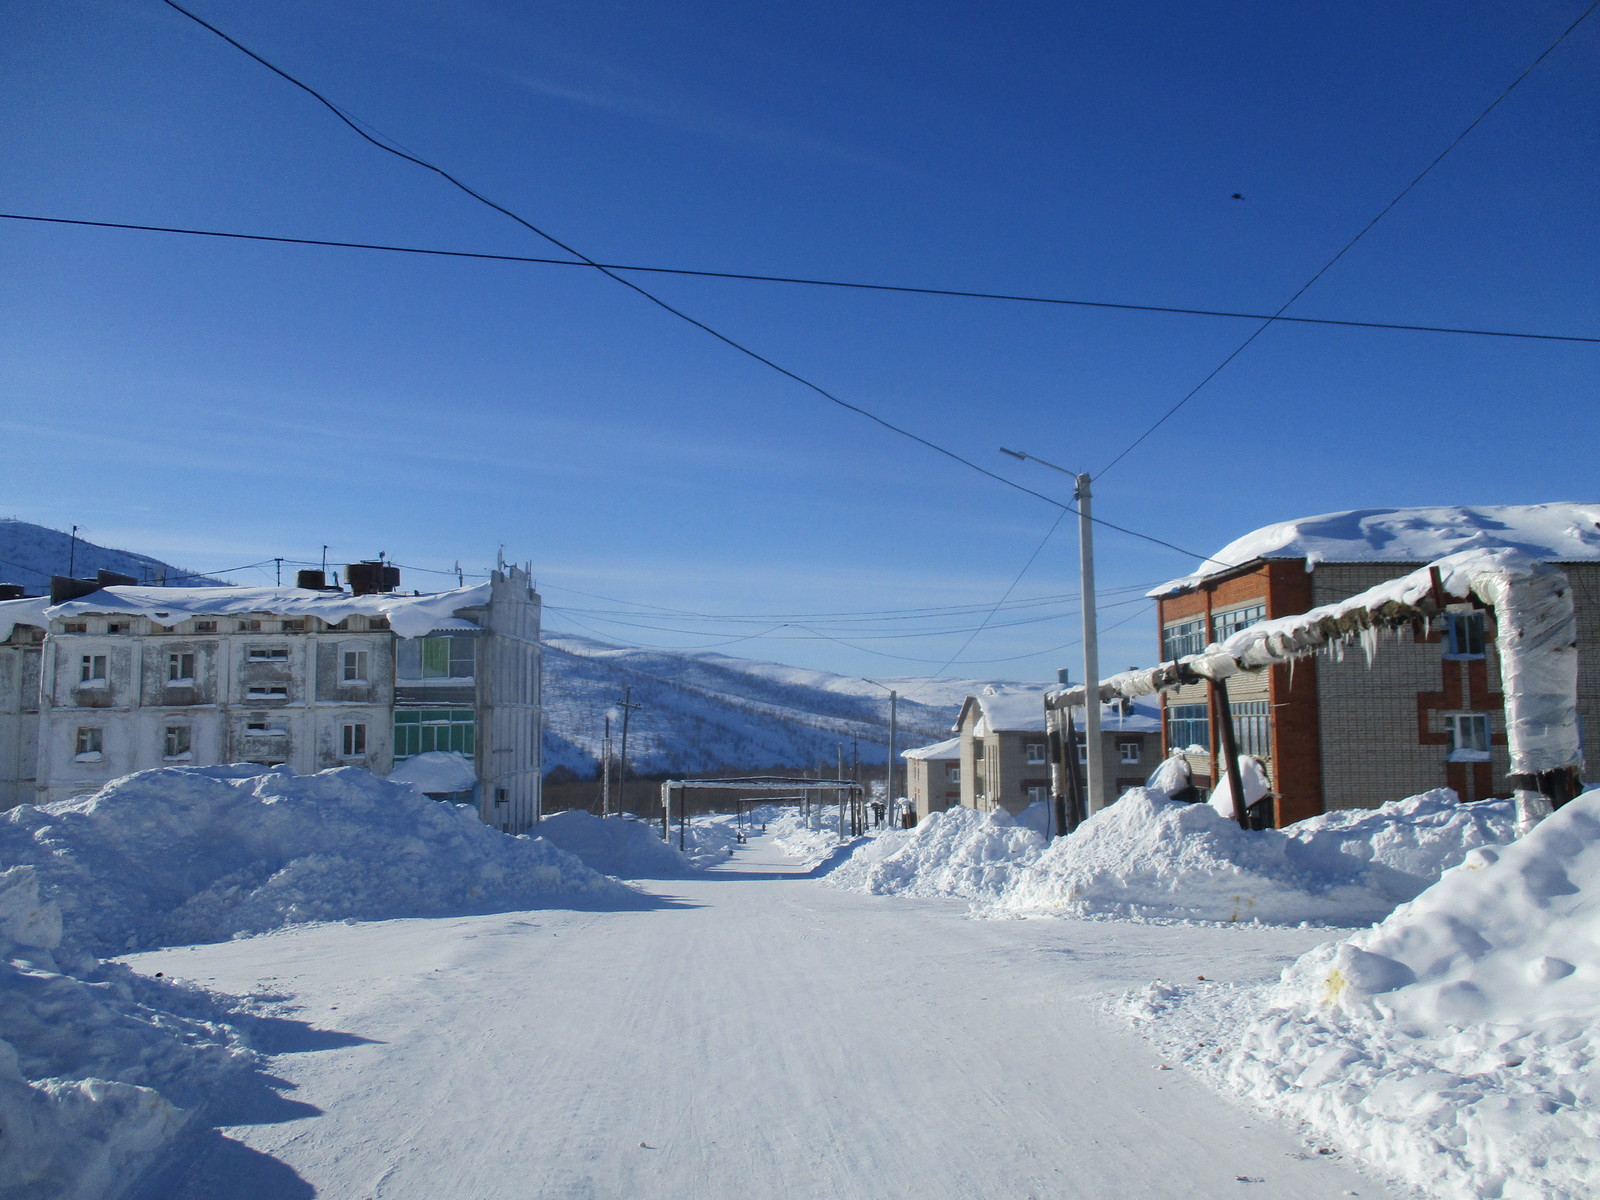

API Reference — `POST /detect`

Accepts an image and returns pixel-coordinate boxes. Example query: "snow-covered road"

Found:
[126,835,1395,1200]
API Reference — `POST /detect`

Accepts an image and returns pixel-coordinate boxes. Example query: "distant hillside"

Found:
[0,520,224,590]
[542,633,1036,779]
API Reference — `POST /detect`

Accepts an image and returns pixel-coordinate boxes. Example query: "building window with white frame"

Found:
[1168,703,1209,752]
[74,727,103,759]
[1025,741,1047,764]
[1444,611,1487,659]
[247,646,289,662]
[167,651,195,682]
[163,725,192,759]
[1027,785,1047,805]
[342,722,367,757]
[947,763,960,783]
[1445,713,1492,762]
[1212,603,1266,642]
[1119,741,1141,764]
[78,654,108,685]
[246,684,289,700]
[1162,617,1208,661]
[342,647,370,683]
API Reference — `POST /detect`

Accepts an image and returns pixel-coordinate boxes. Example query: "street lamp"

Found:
[862,678,899,828]
[999,448,1103,818]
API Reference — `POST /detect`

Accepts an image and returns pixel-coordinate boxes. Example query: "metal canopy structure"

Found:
[659,777,865,849]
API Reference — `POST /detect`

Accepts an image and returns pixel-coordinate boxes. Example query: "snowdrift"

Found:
[1129,787,1600,1200]
[0,867,251,1200]
[824,805,1046,900]
[0,765,638,955]
[992,788,1516,925]
[535,810,695,878]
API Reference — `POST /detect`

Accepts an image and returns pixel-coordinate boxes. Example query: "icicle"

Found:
[1360,623,1380,668]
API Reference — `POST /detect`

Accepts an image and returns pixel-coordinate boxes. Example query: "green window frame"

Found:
[393,709,476,760]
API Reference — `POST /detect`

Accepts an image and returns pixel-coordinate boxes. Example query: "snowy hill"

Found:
[542,633,1031,777]
[0,519,223,590]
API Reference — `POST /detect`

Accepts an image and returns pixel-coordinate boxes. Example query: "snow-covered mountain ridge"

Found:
[0,520,223,588]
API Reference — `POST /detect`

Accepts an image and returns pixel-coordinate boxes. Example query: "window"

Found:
[163,725,192,758]
[396,635,477,680]
[367,616,390,631]
[281,619,306,633]
[64,622,87,634]
[1119,741,1141,764]
[78,654,108,684]
[246,684,289,700]
[1075,736,1088,764]
[194,620,217,634]
[1025,741,1047,764]
[342,648,370,682]
[247,647,289,662]
[1444,611,1487,659]
[947,764,960,783]
[1213,604,1266,642]
[75,727,102,757]
[1162,617,1208,661]
[342,722,367,757]
[167,651,195,682]
[1027,785,1047,805]
[1445,713,1492,762]
[1230,700,1271,757]
[106,622,129,634]
[392,709,475,759]
[1168,703,1209,752]
[237,619,262,632]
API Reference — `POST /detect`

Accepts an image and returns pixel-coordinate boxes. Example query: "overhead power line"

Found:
[151,0,1223,567]
[1094,0,1600,478]
[6,211,1596,347]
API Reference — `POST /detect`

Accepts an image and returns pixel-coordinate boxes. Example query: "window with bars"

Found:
[1213,604,1266,642]
[1162,618,1207,661]
[393,709,475,760]
[1445,713,1492,761]
[1168,703,1209,751]
[1230,700,1271,757]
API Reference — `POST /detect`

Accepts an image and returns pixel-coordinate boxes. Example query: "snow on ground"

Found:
[0,766,638,957]
[823,804,1045,900]
[118,836,1394,1200]
[535,810,696,877]
[1121,788,1600,1200]
[815,786,1513,927]
[992,787,1515,925]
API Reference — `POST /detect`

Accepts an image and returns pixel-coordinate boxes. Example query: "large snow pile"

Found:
[0,867,251,1200]
[990,788,1515,925]
[0,765,638,955]
[1127,788,1600,1200]
[535,810,694,878]
[825,805,1046,900]
[769,805,857,868]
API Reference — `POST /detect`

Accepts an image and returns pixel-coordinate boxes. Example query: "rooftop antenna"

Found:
[454,560,464,587]
[321,545,329,575]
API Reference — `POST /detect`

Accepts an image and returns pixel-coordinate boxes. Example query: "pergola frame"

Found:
[659,777,865,849]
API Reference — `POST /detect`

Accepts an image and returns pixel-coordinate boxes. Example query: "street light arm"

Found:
[999,446,1079,479]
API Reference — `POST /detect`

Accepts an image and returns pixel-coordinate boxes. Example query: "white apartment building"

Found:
[3,563,542,832]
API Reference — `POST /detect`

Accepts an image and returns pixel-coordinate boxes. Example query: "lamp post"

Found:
[1000,448,1103,816]
[862,679,899,827]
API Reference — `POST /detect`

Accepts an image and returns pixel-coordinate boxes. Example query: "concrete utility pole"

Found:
[887,689,898,825]
[1000,448,1104,814]
[615,686,642,818]
[600,712,613,818]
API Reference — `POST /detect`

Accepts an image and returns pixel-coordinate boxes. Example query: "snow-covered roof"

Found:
[1058,698,1162,734]
[963,686,1051,734]
[42,582,491,640]
[0,595,51,642]
[901,736,961,761]
[1151,503,1600,597]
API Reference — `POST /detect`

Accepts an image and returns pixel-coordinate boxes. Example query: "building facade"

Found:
[1151,508,1600,826]
[902,736,960,822]
[7,565,542,832]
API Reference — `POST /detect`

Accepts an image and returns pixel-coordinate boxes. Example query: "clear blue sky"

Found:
[3,0,1596,684]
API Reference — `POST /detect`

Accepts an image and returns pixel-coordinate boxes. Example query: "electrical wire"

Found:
[7,211,1596,347]
[153,0,1223,567]
[1095,0,1600,478]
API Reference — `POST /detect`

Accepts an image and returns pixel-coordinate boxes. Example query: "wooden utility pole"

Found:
[615,686,641,818]
[600,712,613,817]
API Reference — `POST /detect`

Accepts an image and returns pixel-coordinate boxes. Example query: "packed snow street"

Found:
[117,828,1392,1200]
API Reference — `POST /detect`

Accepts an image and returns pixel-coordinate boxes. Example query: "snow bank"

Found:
[1128,788,1600,1200]
[0,867,250,1200]
[769,806,855,868]
[535,811,694,878]
[825,806,1046,900]
[991,788,1515,925]
[0,765,638,955]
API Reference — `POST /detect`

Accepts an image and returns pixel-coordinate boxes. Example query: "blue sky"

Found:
[2,0,1596,683]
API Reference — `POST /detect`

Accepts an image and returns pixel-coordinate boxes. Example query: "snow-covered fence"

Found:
[1045,548,1582,830]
